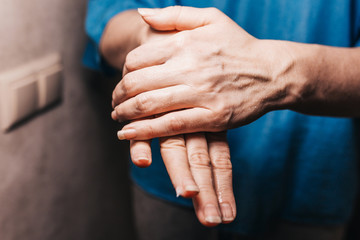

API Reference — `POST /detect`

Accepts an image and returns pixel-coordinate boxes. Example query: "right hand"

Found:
[111,7,297,141]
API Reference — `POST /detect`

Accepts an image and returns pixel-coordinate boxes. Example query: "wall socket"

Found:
[0,54,63,131]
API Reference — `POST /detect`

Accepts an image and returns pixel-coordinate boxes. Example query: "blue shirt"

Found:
[84,0,360,235]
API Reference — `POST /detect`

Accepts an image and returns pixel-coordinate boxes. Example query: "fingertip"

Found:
[130,139,152,168]
[181,185,200,198]
[197,215,221,227]
[203,204,222,226]
[181,191,198,198]
[117,129,137,140]
[134,158,152,168]
[195,203,222,227]
[175,185,199,198]
[220,203,235,223]
[138,8,160,18]
[111,111,117,121]
[175,186,183,198]
[199,217,221,227]
[180,178,200,198]
[204,217,222,226]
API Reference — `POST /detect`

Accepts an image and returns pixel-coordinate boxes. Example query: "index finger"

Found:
[117,108,220,140]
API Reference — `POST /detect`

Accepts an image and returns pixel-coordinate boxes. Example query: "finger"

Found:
[112,85,197,121]
[117,108,220,140]
[207,132,236,223]
[130,140,152,168]
[138,6,220,31]
[159,135,199,198]
[185,133,222,226]
[123,38,173,73]
[122,62,129,78]
[112,63,183,108]
[111,65,129,109]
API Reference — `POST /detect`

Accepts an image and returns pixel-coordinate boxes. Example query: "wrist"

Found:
[265,40,317,112]
[268,41,360,117]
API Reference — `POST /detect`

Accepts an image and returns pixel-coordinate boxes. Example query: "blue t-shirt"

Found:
[84,0,360,235]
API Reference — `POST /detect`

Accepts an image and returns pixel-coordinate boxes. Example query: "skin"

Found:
[111,6,360,141]
[105,6,360,226]
[101,9,235,226]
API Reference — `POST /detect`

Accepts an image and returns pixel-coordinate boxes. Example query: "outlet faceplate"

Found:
[0,54,63,131]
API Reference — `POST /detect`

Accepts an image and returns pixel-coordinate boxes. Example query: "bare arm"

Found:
[282,43,360,117]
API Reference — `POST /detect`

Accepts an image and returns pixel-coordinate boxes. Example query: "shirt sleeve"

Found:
[355,23,360,47]
[354,0,360,47]
[355,35,360,47]
[83,0,176,72]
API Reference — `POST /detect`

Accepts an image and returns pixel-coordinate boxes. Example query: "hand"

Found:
[130,132,236,226]
[105,9,237,226]
[109,9,236,225]
[101,8,236,226]
[112,6,298,140]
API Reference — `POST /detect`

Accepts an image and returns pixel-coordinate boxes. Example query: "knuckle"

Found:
[211,152,232,170]
[167,116,186,133]
[134,94,149,114]
[172,32,187,50]
[171,5,184,27]
[112,89,118,103]
[114,106,123,118]
[198,186,214,195]
[160,136,186,149]
[112,81,125,105]
[121,74,135,95]
[212,114,227,131]
[211,105,232,130]
[143,125,156,139]
[137,124,156,139]
[189,150,210,168]
[124,51,138,71]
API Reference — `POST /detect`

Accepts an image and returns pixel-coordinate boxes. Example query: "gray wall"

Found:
[0,0,134,239]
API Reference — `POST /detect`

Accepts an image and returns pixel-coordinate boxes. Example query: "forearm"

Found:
[100,10,147,69]
[282,42,360,117]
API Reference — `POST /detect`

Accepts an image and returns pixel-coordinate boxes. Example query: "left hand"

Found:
[112,6,299,140]
[130,132,236,226]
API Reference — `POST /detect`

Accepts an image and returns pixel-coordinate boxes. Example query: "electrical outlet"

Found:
[0,54,63,131]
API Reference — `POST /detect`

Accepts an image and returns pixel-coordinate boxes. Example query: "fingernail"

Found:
[204,205,222,224]
[176,186,183,198]
[220,203,234,222]
[136,159,150,168]
[117,129,137,140]
[138,8,160,17]
[185,185,200,193]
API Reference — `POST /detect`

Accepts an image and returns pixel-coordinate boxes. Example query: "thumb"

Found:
[138,6,219,31]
